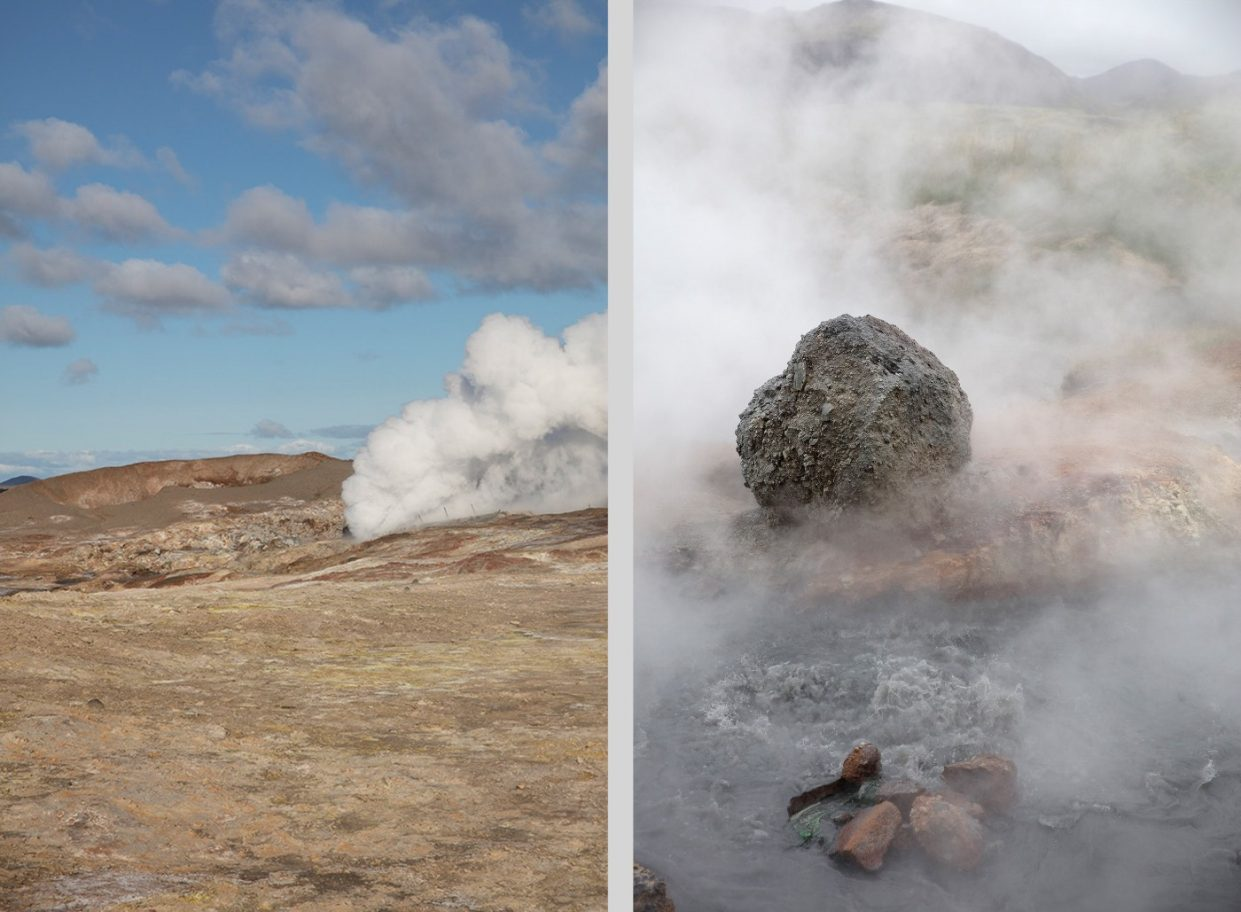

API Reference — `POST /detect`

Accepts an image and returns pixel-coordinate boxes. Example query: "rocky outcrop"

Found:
[736,315,972,515]
[909,795,986,871]
[942,754,1017,814]
[634,864,676,912]
[828,801,903,871]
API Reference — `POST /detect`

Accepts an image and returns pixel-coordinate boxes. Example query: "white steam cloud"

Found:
[342,312,607,539]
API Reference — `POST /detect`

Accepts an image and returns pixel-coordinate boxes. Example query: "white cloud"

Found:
[524,0,602,40]
[221,250,350,309]
[9,243,101,286]
[348,265,434,305]
[0,305,75,347]
[65,183,177,241]
[95,259,233,323]
[225,184,314,250]
[181,2,605,291]
[155,146,195,187]
[251,418,293,438]
[14,118,146,171]
[0,161,58,219]
[545,63,608,191]
[15,118,104,171]
[63,357,99,385]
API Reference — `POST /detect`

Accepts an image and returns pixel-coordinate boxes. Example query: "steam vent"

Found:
[736,314,972,513]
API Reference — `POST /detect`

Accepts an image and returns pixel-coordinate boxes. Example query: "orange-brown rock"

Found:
[941,754,1017,813]
[909,795,985,871]
[828,801,902,871]
[873,778,925,816]
[934,788,986,820]
[841,741,881,782]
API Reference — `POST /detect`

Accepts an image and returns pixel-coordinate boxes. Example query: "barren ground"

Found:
[0,459,606,911]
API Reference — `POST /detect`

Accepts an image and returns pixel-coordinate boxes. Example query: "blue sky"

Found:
[0,0,606,479]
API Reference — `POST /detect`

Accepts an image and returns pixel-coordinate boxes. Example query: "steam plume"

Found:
[343,312,606,539]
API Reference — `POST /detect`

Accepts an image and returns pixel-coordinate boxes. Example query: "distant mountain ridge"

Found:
[663,0,1241,110]
[0,475,37,491]
[779,0,1082,107]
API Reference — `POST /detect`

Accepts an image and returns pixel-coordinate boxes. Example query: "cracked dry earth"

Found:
[0,508,607,911]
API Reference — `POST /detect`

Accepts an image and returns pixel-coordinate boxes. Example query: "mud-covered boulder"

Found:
[736,315,972,514]
[909,794,986,871]
[634,863,676,912]
[942,754,1017,814]
[829,801,903,871]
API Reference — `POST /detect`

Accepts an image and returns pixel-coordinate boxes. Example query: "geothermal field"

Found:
[0,454,606,911]
[635,2,1241,910]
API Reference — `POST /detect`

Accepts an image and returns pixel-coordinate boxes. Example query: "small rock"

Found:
[634,863,675,912]
[909,795,985,871]
[829,801,903,871]
[204,724,227,740]
[942,754,1017,813]
[831,810,855,826]
[86,698,104,709]
[841,741,882,782]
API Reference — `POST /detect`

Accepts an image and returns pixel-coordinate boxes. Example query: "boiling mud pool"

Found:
[635,570,1241,911]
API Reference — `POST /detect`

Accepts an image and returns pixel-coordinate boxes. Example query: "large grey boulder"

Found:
[736,315,972,514]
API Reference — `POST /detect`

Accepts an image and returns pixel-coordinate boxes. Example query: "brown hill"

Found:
[11,452,344,511]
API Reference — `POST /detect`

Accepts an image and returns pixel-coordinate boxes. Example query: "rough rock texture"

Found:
[634,864,676,912]
[736,315,972,514]
[841,740,882,782]
[909,795,986,871]
[829,801,903,871]
[942,754,1018,814]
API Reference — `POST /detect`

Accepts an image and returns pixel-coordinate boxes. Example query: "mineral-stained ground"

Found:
[0,455,607,911]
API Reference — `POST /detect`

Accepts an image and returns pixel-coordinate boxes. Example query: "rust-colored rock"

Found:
[942,754,1017,813]
[873,778,925,816]
[841,741,882,782]
[909,795,985,871]
[935,788,986,820]
[634,864,676,912]
[829,801,902,871]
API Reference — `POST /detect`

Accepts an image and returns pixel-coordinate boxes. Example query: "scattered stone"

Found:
[86,698,104,710]
[634,863,675,912]
[829,801,903,871]
[831,810,855,826]
[872,778,925,816]
[841,741,882,782]
[942,754,1017,814]
[736,314,972,514]
[909,795,986,871]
